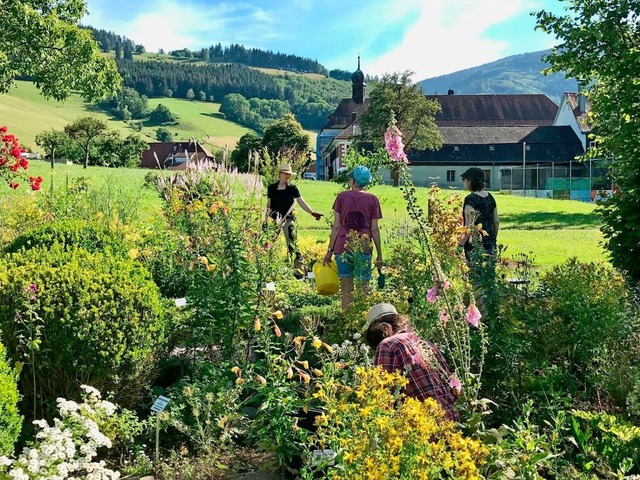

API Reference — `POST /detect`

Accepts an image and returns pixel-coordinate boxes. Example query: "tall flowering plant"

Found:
[383,116,487,420]
[0,126,42,190]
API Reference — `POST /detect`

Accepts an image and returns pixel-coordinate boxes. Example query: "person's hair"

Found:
[366,314,410,350]
[467,177,485,192]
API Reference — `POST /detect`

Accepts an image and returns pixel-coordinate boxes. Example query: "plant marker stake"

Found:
[150,395,170,463]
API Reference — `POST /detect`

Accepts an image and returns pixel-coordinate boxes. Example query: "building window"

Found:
[446,170,456,182]
[489,145,495,152]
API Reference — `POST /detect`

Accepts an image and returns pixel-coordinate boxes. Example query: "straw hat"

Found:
[279,163,294,174]
[365,303,398,328]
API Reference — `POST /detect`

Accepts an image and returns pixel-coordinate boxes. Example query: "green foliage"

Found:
[0,245,169,416]
[261,113,310,159]
[155,127,173,142]
[0,341,21,456]
[0,1,121,101]
[358,71,442,151]
[535,1,640,280]
[149,104,178,125]
[4,219,127,255]
[164,362,245,453]
[34,129,69,169]
[568,409,640,477]
[64,116,109,169]
[230,132,262,172]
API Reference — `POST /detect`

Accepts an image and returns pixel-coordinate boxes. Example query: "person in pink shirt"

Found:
[323,165,383,310]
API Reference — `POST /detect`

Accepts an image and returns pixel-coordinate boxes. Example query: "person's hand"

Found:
[323,251,333,265]
[311,212,323,221]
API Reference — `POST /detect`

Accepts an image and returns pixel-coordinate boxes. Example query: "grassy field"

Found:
[1,162,608,269]
[0,81,316,154]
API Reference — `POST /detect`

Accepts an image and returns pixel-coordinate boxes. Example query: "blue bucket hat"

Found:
[348,165,372,187]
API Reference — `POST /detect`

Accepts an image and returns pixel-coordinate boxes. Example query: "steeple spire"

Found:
[351,56,366,104]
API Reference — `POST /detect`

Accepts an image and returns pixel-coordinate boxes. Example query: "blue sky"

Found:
[83,0,565,81]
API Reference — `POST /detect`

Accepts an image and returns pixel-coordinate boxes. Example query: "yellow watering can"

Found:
[312,260,339,296]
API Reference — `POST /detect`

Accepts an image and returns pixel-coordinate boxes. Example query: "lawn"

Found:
[2,162,608,269]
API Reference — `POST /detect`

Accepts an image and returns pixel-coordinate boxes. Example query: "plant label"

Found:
[151,395,170,413]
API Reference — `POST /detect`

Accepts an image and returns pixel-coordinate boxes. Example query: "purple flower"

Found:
[28,284,38,292]
[384,125,408,163]
[439,308,449,326]
[449,375,462,394]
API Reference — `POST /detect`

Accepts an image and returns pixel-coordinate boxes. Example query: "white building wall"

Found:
[378,165,502,190]
[554,100,587,151]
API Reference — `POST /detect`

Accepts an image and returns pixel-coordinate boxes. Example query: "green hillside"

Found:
[0,81,256,152]
[0,81,317,154]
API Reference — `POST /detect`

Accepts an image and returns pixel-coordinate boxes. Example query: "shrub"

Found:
[0,245,169,416]
[4,219,127,255]
[0,342,21,456]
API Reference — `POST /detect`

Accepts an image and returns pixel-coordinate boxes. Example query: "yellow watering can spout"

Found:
[312,260,339,296]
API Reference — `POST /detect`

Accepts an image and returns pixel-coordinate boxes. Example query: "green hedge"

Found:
[0,341,21,456]
[4,220,127,255]
[0,245,169,415]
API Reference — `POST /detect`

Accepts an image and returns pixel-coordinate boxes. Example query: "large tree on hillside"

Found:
[0,0,121,101]
[261,114,309,159]
[357,71,442,151]
[35,129,70,169]
[64,117,108,169]
[535,0,640,280]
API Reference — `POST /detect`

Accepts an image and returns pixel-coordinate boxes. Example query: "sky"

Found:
[83,0,566,81]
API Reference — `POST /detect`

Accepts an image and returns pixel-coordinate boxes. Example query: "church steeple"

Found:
[351,55,366,104]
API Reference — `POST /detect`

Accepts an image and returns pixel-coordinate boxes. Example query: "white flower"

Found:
[0,456,14,467]
[352,332,361,340]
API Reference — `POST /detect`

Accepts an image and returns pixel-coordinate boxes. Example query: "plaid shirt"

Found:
[374,331,459,421]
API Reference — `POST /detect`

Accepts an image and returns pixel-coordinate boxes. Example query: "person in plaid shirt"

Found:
[365,303,459,421]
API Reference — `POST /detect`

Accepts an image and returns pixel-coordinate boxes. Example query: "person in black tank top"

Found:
[456,168,500,259]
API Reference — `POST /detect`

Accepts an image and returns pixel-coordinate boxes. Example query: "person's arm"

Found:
[373,343,396,373]
[492,207,500,237]
[295,196,321,219]
[323,211,341,265]
[371,218,382,266]
[457,204,475,249]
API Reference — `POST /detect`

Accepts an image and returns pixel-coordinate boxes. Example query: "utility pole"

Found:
[522,141,526,192]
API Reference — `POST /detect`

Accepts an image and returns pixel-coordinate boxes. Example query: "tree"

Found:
[64,117,108,169]
[261,113,309,159]
[156,127,173,142]
[358,71,442,151]
[231,133,262,172]
[186,88,195,100]
[95,132,148,168]
[535,1,640,280]
[149,104,177,125]
[35,129,69,168]
[0,0,121,101]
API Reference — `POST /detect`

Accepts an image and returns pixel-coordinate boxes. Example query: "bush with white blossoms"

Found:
[0,385,120,480]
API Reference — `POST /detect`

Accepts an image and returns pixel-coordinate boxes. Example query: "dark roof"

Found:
[140,141,215,169]
[440,125,581,145]
[425,94,558,127]
[322,98,371,129]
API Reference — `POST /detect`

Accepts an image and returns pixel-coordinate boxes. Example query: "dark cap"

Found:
[460,167,484,181]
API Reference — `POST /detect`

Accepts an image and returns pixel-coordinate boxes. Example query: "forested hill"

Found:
[418,50,579,103]
[85,26,328,75]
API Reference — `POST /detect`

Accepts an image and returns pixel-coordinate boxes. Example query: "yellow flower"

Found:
[235,377,244,385]
[311,337,322,349]
[128,248,139,259]
[322,342,333,353]
[271,310,283,320]
[231,366,241,374]
[313,369,323,377]
[253,317,261,331]
[256,375,267,385]
[298,360,309,369]
[293,336,307,346]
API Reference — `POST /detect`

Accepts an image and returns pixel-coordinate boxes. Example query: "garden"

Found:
[1,122,640,480]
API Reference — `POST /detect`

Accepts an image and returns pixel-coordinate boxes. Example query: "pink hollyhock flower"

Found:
[443,280,451,291]
[384,125,408,163]
[449,375,462,394]
[426,284,439,303]
[466,303,482,327]
[439,308,449,326]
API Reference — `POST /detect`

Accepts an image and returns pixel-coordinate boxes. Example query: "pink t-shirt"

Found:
[332,190,383,254]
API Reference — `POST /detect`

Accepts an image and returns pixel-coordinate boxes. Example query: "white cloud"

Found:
[363,0,533,80]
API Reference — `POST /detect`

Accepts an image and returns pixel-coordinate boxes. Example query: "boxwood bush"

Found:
[4,220,127,255]
[0,245,169,416]
[0,341,21,456]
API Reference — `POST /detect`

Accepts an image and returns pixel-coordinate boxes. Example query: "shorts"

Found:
[335,252,372,281]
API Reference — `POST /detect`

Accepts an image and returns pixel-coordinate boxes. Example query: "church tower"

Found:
[351,56,366,104]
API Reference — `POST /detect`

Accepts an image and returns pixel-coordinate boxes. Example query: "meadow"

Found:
[2,161,607,269]
[0,81,317,152]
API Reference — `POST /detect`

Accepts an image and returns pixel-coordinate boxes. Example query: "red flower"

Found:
[0,126,7,133]
[9,181,19,189]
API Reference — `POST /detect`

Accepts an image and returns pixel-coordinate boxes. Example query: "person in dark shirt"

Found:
[457,167,499,260]
[365,303,459,421]
[266,163,322,273]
